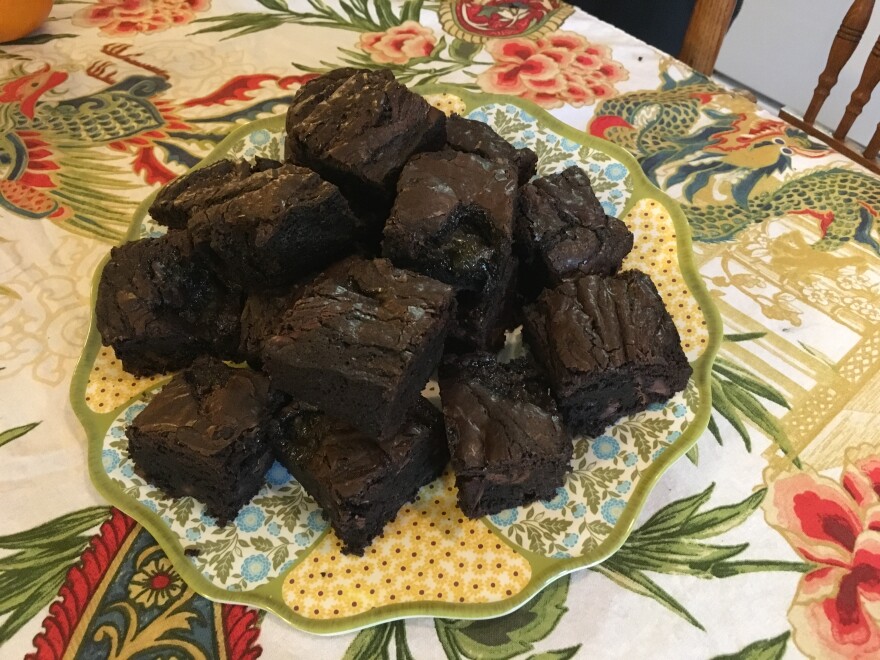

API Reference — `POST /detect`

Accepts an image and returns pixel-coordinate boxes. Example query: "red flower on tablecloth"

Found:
[359,21,438,65]
[26,509,263,660]
[73,0,211,35]
[438,0,573,42]
[764,444,880,660]
[476,31,628,109]
[128,557,185,608]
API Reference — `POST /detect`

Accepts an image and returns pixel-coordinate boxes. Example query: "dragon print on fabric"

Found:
[0,47,312,241]
[588,61,880,255]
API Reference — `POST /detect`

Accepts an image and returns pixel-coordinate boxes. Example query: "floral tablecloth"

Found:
[2,2,880,659]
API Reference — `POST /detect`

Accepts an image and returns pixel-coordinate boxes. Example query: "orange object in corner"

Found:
[0,0,54,44]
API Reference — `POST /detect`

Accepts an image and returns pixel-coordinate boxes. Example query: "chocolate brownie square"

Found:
[238,281,309,368]
[284,68,445,212]
[127,358,280,523]
[439,353,571,518]
[262,257,455,439]
[95,231,242,376]
[447,254,519,353]
[384,151,516,290]
[445,114,537,185]
[271,397,449,555]
[188,164,359,289]
[383,150,517,350]
[523,270,692,436]
[516,166,633,298]
[149,158,281,230]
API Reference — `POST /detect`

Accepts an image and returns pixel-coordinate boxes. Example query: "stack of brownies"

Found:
[96,68,692,555]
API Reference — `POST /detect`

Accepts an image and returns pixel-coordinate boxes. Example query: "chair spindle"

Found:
[833,35,880,140]
[679,0,738,75]
[804,0,875,124]
[866,122,880,159]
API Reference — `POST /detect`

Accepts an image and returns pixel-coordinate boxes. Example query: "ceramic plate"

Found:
[72,86,722,635]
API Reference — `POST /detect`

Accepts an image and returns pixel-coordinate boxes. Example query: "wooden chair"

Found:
[678,0,739,75]
[779,0,880,174]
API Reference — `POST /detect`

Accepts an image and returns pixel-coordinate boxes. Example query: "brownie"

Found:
[95,231,242,376]
[383,150,517,350]
[384,150,516,290]
[271,398,449,555]
[238,281,309,368]
[523,270,692,436]
[516,166,633,298]
[445,114,537,185]
[438,353,571,518]
[262,257,455,439]
[126,359,280,523]
[284,68,446,213]
[447,254,519,353]
[188,164,359,289]
[148,158,281,230]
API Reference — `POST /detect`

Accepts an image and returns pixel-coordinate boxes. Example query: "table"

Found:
[2,3,879,659]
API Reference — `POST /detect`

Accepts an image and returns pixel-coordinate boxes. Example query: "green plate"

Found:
[72,86,722,635]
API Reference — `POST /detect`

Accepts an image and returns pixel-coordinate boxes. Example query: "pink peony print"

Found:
[764,444,880,660]
[74,0,211,36]
[359,21,438,66]
[477,30,628,109]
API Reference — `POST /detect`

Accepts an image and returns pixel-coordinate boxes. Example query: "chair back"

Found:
[779,0,879,173]
[678,0,739,75]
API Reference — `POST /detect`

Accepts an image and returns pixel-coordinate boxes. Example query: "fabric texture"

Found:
[1,2,878,659]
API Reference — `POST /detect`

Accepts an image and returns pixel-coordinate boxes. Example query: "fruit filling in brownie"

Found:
[126,358,280,523]
[383,150,517,350]
[271,397,449,555]
[516,166,633,298]
[523,270,692,436]
[95,231,242,376]
[439,353,571,518]
[262,257,455,439]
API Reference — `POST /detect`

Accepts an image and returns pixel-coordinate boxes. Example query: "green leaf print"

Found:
[615,417,674,462]
[343,621,412,660]
[449,38,481,63]
[0,421,40,450]
[709,337,799,466]
[527,647,582,660]
[569,464,625,514]
[435,576,570,660]
[401,0,424,22]
[270,543,290,570]
[193,0,425,37]
[170,496,194,527]
[592,563,704,630]
[593,485,810,629]
[251,537,274,552]
[256,0,290,11]
[713,358,788,408]
[710,632,790,660]
[343,622,395,660]
[1,33,77,46]
[394,620,416,660]
[0,506,111,644]
[723,332,767,343]
[507,513,573,555]
[191,12,290,39]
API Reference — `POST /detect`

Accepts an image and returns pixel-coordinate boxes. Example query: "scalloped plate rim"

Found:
[71,85,722,635]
